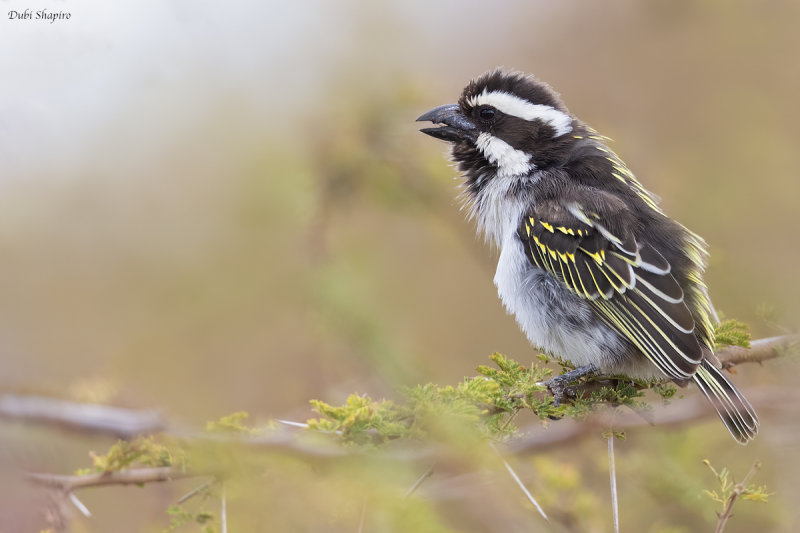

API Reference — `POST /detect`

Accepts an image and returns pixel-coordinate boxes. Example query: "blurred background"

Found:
[1,0,799,531]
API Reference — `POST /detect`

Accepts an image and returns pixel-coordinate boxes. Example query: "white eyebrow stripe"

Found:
[468,90,573,137]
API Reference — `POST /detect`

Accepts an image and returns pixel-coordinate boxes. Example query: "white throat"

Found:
[469,173,538,248]
[476,132,534,178]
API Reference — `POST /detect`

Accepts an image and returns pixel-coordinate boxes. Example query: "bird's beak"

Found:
[416,104,477,142]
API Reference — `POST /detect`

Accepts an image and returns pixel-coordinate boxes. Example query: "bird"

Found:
[416,69,758,443]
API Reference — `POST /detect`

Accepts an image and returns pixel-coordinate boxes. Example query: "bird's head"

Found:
[417,69,575,179]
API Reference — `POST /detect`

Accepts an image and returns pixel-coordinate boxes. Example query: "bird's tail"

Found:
[693,361,759,444]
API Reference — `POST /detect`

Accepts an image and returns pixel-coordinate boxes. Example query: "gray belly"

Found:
[493,237,658,378]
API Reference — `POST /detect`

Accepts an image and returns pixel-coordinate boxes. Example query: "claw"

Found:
[543,364,599,406]
[545,376,576,407]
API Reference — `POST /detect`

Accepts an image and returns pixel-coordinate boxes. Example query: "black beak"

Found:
[416,104,477,142]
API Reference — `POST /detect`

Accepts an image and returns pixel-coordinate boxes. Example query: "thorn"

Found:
[176,480,214,504]
[608,435,619,533]
[490,443,549,522]
[69,492,92,517]
[275,419,310,429]
[357,501,367,533]
[404,463,435,499]
[221,482,227,533]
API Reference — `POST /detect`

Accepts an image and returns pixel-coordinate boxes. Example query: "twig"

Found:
[30,468,196,533]
[714,461,762,533]
[28,467,196,491]
[717,334,800,369]
[607,435,619,533]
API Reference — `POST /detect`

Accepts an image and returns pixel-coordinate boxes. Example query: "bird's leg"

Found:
[545,364,598,407]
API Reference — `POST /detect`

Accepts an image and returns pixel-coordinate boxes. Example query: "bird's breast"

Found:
[494,235,635,374]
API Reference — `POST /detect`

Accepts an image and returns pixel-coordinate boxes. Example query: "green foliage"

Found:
[652,382,678,403]
[587,380,647,411]
[164,504,216,533]
[308,352,656,448]
[306,374,507,447]
[702,459,771,506]
[714,319,751,350]
[205,411,260,436]
[401,380,498,441]
[76,436,186,475]
[476,352,552,428]
[306,353,556,448]
[308,395,407,446]
[602,429,627,440]
[65,325,771,532]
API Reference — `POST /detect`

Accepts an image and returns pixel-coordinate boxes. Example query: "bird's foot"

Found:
[544,364,598,407]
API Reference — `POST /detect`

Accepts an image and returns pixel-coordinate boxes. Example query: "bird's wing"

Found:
[518,192,703,380]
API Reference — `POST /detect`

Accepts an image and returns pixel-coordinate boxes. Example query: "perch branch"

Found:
[507,387,800,455]
[716,334,799,369]
[536,333,799,414]
[3,334,796,467]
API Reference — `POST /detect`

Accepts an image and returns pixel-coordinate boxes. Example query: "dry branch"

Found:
[717,334,799,368]
[506,387,800,455]
[28,467,203,533]
[28,467,196,492]
[0,394,165,438]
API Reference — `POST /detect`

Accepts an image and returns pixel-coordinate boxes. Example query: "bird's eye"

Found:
[478,107,496,121]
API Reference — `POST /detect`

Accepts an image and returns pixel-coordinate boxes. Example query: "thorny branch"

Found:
[1,334,795,456]
[26,468,202,533]
[5,334,794,531]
